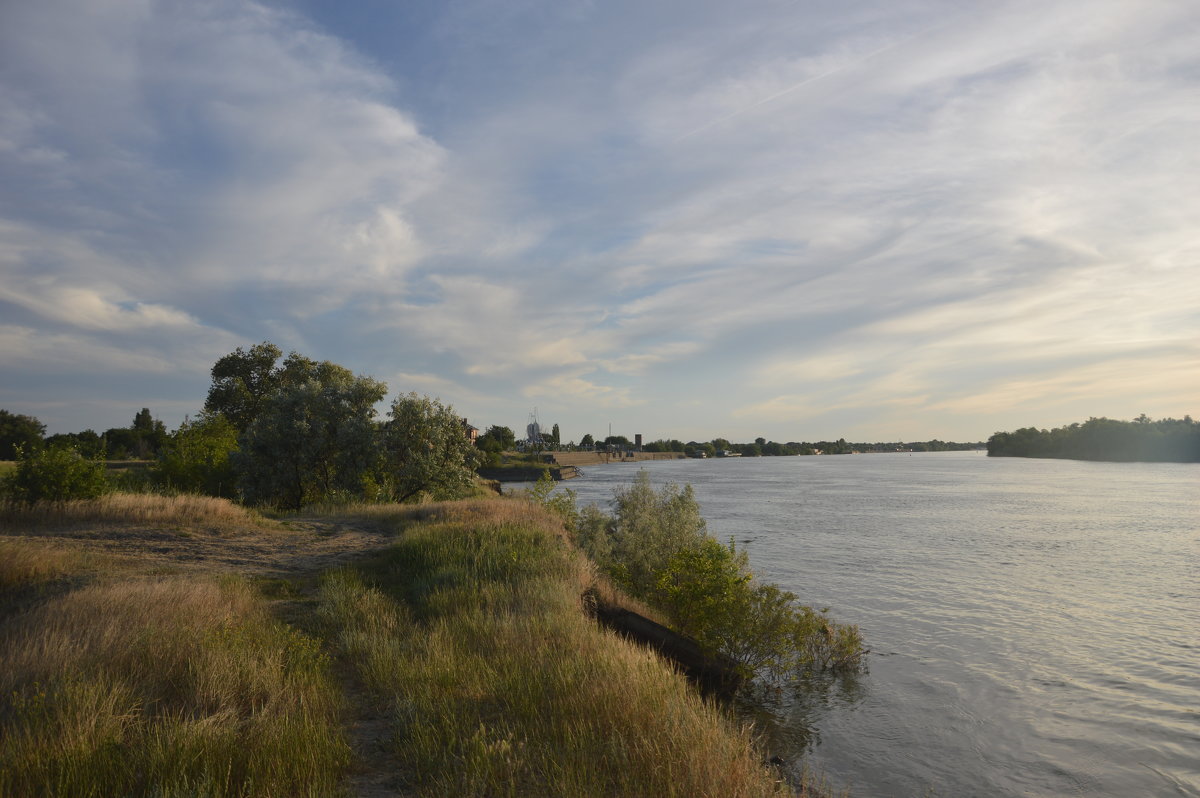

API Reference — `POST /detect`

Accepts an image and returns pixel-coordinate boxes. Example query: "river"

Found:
[544,451,1199,797]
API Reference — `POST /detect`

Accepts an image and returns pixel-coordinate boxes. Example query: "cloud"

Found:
[2,0,1198,439]
[0,325,184,375]
[521,371,643,410]
[0,0,444,320]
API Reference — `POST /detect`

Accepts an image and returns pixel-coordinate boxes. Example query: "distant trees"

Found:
[45,429,105,459]
[579,433,594,448]
[0,410,46,459]
[988,416,1200,462]
[476,425,516,465]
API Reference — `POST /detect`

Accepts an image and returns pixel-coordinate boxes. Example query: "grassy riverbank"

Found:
[1,494,809,797]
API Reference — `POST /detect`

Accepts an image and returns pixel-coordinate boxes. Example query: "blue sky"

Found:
[2,0,1197,443]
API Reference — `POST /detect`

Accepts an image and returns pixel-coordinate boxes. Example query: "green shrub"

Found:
[155,411,239,497]
[572,470,866,682]
[5,446,109,505]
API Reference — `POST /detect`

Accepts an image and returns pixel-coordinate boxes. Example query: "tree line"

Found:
[2,342,482,508]
[640,437,982,456]
[0,407,168,461]
[987,415,1200,462]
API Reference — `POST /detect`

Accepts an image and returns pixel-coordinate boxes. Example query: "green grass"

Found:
[1,494,818,797]
[0,550,348,797]
[318,498,798,797]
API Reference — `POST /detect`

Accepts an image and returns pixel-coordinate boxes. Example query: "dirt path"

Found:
[4,513,411,796]
[3,516,396,577]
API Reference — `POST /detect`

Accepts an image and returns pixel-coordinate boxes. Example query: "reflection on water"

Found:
[557,453,1200,797]
[735,670,871,763]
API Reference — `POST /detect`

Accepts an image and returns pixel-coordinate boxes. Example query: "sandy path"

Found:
[2,516,397,577]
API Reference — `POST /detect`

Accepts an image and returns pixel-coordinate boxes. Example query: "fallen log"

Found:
[583,589,744,699]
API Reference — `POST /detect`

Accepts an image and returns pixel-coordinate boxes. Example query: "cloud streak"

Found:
[1,0,1197,441]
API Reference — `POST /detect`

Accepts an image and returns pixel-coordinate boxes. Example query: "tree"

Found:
[476,425,516,452]
[0,410,45,460]
[236,373,387,509]
[604,471,707,596]
[204,342,284,431]
[45,430,105,459]
[475,424,516,467]
[156,412,239,497]
[129,408,168,458]
[604,435,632,448]
[383,393,481,503]
[580,433,594,448]
[550,423,561,445]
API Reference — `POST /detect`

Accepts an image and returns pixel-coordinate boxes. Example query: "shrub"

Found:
[572,470,866,682]
[4,446,109,505]
[155,412,239,497]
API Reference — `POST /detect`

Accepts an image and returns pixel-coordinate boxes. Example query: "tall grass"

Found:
[0,574,349,797]
[0,492,276,535]
[0,538,95,593]
[319,497,799,797]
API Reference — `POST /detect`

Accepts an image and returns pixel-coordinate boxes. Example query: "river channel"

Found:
[545,451,1199,797]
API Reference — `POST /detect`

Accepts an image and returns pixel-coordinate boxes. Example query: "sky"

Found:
[2,0,1198,444]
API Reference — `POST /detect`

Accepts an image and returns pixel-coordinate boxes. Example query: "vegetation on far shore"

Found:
[987,415,1199,462]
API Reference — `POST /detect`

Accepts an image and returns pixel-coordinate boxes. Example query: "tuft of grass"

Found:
[319,499,802,797]
[0,574,349,797]
[0,538,94,593]
[0,492,277,535]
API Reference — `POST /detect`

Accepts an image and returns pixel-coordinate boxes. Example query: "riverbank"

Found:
[477,464,581,482]
[548,450,687,466]
[0,493,805,797]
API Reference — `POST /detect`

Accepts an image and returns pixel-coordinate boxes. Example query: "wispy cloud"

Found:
[1,0,1197,438]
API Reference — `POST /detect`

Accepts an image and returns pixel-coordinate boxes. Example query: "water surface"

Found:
[554,452,1199,797]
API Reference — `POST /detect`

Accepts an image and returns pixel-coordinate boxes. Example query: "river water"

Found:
[546,452,1199,797]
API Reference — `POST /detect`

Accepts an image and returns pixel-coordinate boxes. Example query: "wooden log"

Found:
[583,590,744,699]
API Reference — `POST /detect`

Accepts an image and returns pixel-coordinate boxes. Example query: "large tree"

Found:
[236,373,388,509]
[383,393,481,502]
[0,410,46,459]
[204,342,284,431]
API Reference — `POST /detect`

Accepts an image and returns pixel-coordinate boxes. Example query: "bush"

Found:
[4,446,109,505]
[571,471,865,682]
[155,412,239,497]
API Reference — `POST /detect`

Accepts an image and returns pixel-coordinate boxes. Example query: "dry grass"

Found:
[0,537,97,592]
[319,498,802,797]
[0,491,829,796]
[0,492,277,536]
[0,574,349,797]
